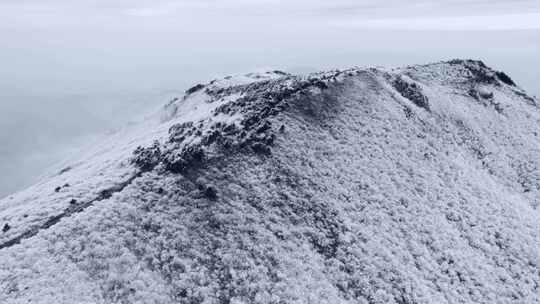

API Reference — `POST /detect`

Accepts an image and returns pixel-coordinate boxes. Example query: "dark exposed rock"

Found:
[202,186,218,200]
[272,70,288,76]
[137,74,334,176]
[54,183,70,193]
[453,59,513,87]
[471,69,497,84]
[495,71,516,86]
[163,145,206,174]
[513,90,537,107]
[2,223,10,233]
[468,87,480,100]
[468,87,503,113]
[448,59,487,68]
[58,166,71,175]
[250,142,272,155]
[392,76,430,111]
[403,106,414,119]
[131,141,162,172]
[185,84,205,95]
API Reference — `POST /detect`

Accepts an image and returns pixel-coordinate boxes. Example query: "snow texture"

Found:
[1,61,540,304]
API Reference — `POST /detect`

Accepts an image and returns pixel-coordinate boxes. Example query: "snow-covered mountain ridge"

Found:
[1,59,539,303]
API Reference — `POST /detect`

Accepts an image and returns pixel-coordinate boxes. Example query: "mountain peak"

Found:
[1,60,539,304]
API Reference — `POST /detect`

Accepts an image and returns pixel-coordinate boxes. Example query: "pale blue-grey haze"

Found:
[1,0,539,197]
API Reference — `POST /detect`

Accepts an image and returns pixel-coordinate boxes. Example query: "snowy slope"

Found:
[1,60,539,304]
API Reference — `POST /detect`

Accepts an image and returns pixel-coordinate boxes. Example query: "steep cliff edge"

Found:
[1,60,539,304]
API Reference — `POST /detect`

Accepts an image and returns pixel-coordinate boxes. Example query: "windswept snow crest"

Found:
[1,61,539,304]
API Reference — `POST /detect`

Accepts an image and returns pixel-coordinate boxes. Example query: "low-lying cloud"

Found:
[1,0,539,198]
[334,13,540,31]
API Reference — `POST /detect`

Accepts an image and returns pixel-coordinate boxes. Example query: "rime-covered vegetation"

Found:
[1,60,540,304]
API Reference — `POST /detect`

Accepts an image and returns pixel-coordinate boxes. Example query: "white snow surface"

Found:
[1,62,540,303]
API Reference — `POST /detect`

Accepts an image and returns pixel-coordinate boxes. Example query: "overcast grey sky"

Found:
[1,0,540,198]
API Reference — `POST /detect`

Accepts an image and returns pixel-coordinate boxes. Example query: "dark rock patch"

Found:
[457,60,500,85]
[58,166,72,175]
[403,106,414,119]
[468,87,503,114]
[163,145,206,174]
[54,183,71,193]
[272,70,288,76]
[185,84,205,95]
[131,141,162,172]
[495,71,516,86]
[143,75,336,176]
[250,142,272,155]
[392,76,430,111]
[513,90,537,107]
[196,183,218,201]
[448,59,487,68]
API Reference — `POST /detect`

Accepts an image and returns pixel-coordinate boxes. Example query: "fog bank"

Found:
[1,0,539,197]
